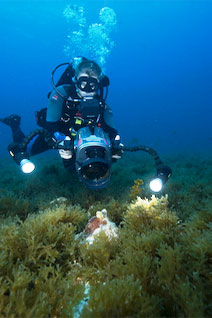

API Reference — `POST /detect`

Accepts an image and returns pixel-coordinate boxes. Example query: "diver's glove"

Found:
[56,135,73,160]
[111,135,124,160]
[58,148,73,160]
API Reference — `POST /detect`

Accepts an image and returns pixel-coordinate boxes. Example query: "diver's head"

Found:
[75,60,102,98]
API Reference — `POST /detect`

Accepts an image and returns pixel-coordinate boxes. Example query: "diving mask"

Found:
[76,76,99,93]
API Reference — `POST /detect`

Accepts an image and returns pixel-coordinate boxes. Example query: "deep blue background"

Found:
[0,0,211,156]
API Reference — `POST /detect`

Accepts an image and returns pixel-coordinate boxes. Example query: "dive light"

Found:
[9,149,35,174]
[149,166,172,192]
[20,159,35,174]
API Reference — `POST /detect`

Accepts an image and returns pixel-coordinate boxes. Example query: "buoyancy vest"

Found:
[36,84,106,136]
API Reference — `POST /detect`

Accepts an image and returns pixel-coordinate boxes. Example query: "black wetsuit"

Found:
[13,84,118,170]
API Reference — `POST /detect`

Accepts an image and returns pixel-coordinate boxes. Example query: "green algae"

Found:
[0,153,211,317]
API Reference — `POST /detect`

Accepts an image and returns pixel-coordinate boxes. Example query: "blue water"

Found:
[0,0,211,156]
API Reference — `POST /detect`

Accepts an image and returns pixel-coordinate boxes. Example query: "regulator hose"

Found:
[51,62,72,101]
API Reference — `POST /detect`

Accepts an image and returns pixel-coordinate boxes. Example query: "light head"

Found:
[20,159,35,174]
[149,166,172,193]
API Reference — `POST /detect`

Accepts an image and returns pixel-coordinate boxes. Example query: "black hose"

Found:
[20,129,72,151]
[122,145,164,169]
[20,129,166,172]
[20,129,53,151]
[51,62,72,101]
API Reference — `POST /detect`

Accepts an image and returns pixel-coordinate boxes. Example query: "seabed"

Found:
[0,151,211,317]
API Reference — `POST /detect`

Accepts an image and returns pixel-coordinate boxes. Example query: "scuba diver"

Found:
[0,57,123,189]
[0,57,172,191]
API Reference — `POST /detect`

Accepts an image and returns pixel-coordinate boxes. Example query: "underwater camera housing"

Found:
[74,126,112,189]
